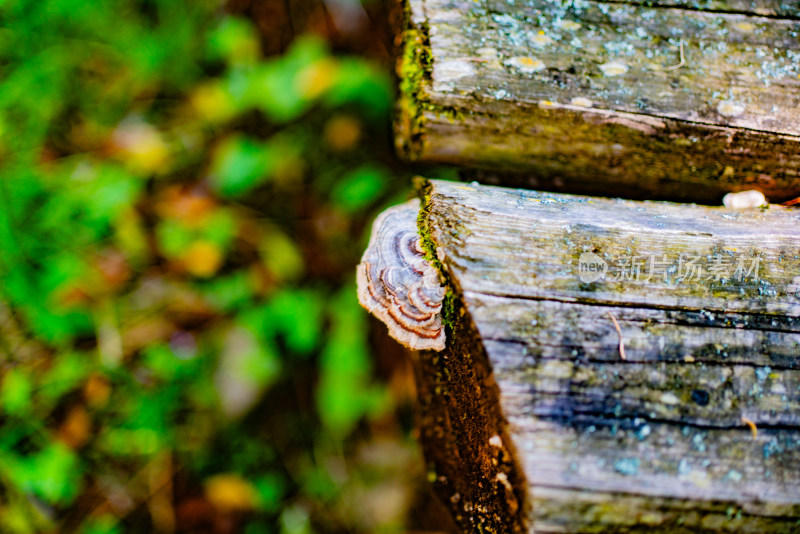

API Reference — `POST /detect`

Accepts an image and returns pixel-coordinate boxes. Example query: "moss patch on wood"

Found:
[394,4,433,160]
[415,177,460,330]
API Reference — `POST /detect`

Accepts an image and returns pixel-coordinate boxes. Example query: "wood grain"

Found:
[415,179,800,532]
[397,0,800,202]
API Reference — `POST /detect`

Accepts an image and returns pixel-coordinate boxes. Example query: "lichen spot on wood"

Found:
[570,96,593,107]
[717,100,746,117]
[529,32,552,47]
[504,56,546,74]
[436,60,475,84]
[556,19,580,31]
[356,199,446,351]
[476,47,498,59]
[599,60,628,76]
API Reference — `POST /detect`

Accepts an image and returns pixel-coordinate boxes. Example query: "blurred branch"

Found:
[322,0,369,34]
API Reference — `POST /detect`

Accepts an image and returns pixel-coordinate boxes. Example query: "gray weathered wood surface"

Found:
[397,0,800,202]
[416,178,800,532]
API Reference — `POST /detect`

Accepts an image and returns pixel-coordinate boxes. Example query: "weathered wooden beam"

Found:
[410,179,800,532]
[396,0,800,202]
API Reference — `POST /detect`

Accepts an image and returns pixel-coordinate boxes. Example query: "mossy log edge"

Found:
[411,178,800,533]
[396,0,800,203]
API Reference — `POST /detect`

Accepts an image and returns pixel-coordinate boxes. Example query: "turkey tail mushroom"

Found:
[356,199,446,351]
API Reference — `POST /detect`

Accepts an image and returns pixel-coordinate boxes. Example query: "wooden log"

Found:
[411,178,800,532]
[396,0,800,203]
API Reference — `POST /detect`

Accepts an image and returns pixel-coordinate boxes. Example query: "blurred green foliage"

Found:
[0,0,424,532]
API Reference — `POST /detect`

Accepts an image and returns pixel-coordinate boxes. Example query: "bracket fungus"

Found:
[356,199,446,351]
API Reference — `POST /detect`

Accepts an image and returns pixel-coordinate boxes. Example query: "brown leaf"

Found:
[57,405,92,449]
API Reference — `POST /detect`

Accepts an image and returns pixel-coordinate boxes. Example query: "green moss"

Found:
[395,2,473,162]
[395,6,433,160]
[415,178,462,331]
[427,103,465,123]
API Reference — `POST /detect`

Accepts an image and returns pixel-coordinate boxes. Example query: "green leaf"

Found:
[8,442,83,505]
[330,165,389,213]
[203,209,239,249]
[201,271,254,312]
[326,58,393,121]
[81,515,121,534]
[68,163,144,231]
[241,339,281,385]
[207,17,260,65]
[143,343,196,381]
[210,136,275,197]
[266,289,324,355]
[39,352,91,405]
[100,428,161,456]
[1,369,33,416]
[246,36,331,123]
[254,473,285,513]
[156,218,196,257]
[259,227,304,283]
[316,286,388,437]
[248,62,309,124]
[32,444,82,504]
[101,386,181,456]
[280,504,312,534]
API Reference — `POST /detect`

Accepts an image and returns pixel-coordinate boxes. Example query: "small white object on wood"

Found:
[722,190,768,209]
